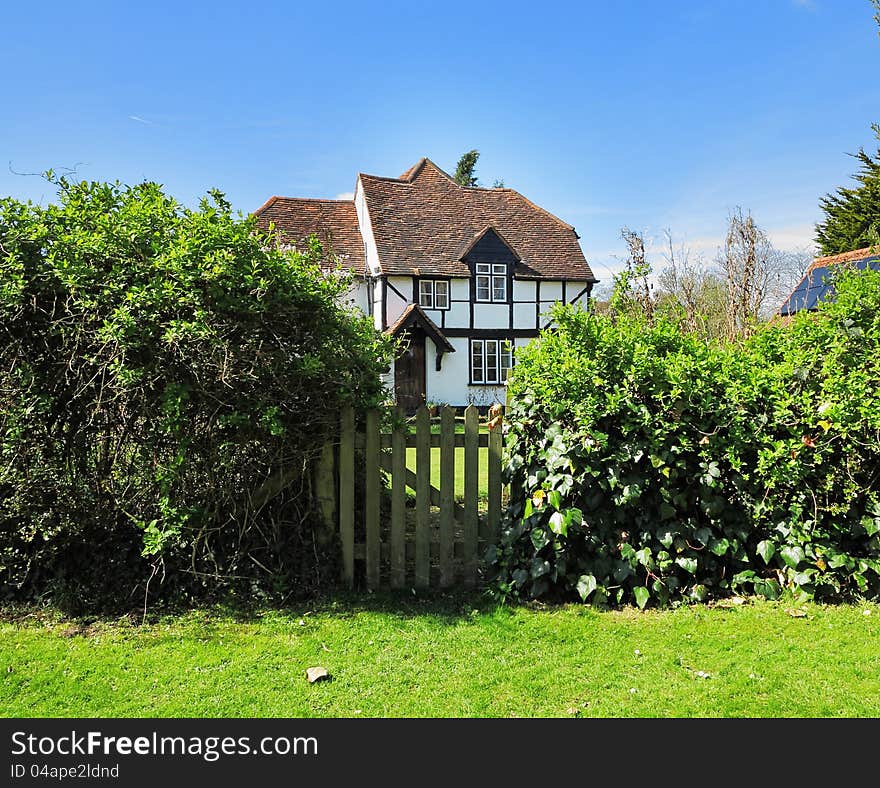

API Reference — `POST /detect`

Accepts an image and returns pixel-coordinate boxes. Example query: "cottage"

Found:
[779,245,880,316]
[254,157,598,409]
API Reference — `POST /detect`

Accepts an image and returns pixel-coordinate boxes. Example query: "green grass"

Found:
[405,446,490,500]
[2,596,879,717]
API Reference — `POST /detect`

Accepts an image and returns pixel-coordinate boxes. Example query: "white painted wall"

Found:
[449,278,470,301]
[339,277,370,315]
[565,281,591,304]
[371,279,383,330]
[513,279,536,301]
[472,303,509,329]
[513,303,534,328]
[386,275,411,326]
[421,336,535,407]
[445,301,470,327]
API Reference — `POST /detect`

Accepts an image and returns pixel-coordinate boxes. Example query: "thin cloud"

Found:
[335,192,354,200]
[128,115,154,125]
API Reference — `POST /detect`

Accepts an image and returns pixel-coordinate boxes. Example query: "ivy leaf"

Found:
[756,540,775,564]
[512,568,528,588]
[635,547,652,568]
[863,516,880,537]
[548,511,567,537]
[633,586,650,610]
[576,574,597,601]
[548,490,562,510]
[709,538,730,556]
[675,556,698,574]
[780,545,805,568]
[530,529,549,552]
[695,527,712,546]
[530,557,550,579]
[658,529,676,548]
[565,507,583,528]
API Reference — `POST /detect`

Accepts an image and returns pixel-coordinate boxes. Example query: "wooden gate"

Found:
[315,404,503,589]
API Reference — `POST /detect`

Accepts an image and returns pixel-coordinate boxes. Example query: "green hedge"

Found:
[490,267,880,607]
[0,178,391,611]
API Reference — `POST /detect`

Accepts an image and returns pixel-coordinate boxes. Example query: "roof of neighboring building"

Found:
[252,197,365,272]
[358,158,598,281]
[779,246,880,316]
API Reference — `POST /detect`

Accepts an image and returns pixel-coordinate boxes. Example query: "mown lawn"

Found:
[2,595,879,718]
[405,446,490,500]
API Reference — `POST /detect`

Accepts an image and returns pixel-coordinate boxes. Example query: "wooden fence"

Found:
[315,404,503,590]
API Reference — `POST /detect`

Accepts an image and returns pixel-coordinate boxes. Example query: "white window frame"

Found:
[475,263,508,302]
[418,279,450,310]
[470,339,514,384]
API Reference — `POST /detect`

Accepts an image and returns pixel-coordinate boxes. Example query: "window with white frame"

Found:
[470,339,514,384]
[475,263,508,302]
[418,279,449,310]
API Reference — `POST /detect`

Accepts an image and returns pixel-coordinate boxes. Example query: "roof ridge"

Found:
[811,245,879,268]
[265,196,355,203]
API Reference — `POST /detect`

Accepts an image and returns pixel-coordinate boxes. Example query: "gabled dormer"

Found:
[458,225,520,304]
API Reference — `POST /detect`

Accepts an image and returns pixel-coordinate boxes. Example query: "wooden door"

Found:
[394,328,426,414]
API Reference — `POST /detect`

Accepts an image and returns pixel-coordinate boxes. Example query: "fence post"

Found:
[487,406,503,543]
[463,404,480,587]
[339,407,355,588]
[390,410,406,589]
[439,405,455,587]
[314,441,336,547]
[365,409,381,589]
[414,405,431,588]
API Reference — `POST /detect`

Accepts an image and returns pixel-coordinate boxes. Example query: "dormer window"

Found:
[418,279,449,310]
[475,263,508,302]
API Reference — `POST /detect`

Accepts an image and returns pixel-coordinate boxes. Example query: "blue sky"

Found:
[2,0,878,283]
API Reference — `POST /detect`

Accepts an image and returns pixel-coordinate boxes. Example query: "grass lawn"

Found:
[2,595,879,717]
[405,446,490,501]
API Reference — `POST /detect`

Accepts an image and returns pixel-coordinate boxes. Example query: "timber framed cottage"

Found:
[254,157,598,410]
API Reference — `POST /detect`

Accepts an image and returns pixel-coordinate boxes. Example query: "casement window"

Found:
[470,339,514,384]
[418,279,449,310]
[475,263,508,302]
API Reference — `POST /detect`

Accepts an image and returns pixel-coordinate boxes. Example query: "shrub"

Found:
[0,177,392,611]
[490,267,880,607]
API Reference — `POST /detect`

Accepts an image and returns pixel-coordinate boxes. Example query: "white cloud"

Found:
[128,115,153,125]
[766,223,817,254]
[335,192,354,200]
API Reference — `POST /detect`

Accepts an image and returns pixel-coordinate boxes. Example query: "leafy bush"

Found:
[490,267,880,607]
[0,177,392,611]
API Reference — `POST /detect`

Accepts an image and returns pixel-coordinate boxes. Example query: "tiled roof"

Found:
[252,197,365,272]
[385,303,455,352]
[808,245,879,273]
[359,158,598,281]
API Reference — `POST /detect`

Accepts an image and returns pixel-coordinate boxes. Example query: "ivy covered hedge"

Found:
[490,267,880,607]
[0,178,391,611]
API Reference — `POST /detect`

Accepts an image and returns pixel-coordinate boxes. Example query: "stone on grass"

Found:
[306,666,330,684]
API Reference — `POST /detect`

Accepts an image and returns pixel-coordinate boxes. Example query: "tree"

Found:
[655,231,727,338]
[453,149,480,186]
[609,227,654,321]
[815,126,880,255]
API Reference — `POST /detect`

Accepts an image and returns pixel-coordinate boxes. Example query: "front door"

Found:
[394,328,426,414]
